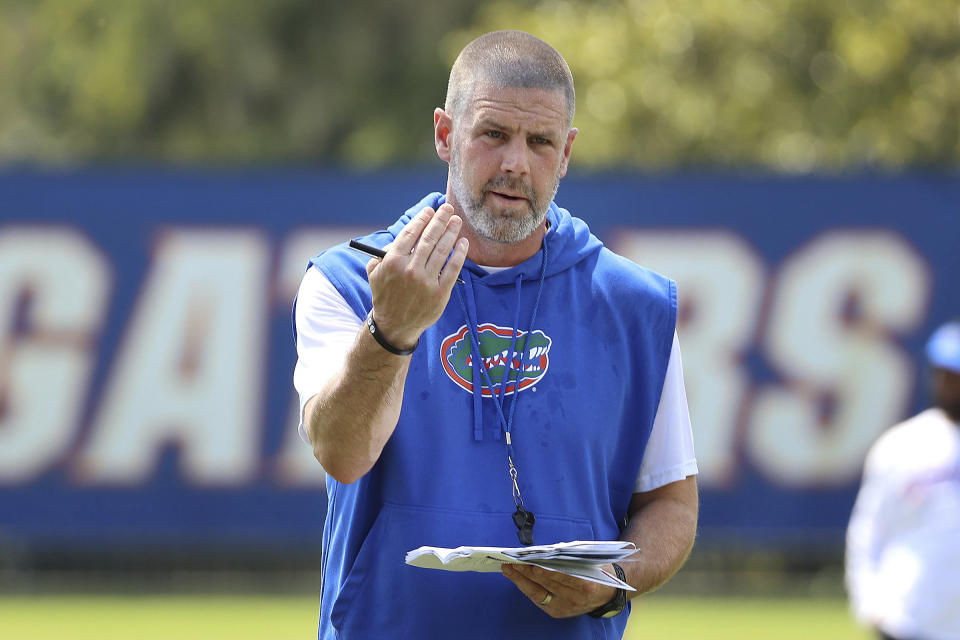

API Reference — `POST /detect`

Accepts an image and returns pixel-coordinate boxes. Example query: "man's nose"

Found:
[500,137,530,175]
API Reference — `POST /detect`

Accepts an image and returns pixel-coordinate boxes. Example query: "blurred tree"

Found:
[0,0,958,170]
[0,0,484,166]
[453,0,960,171]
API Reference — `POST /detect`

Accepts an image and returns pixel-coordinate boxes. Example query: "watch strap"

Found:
[588,563,627,618]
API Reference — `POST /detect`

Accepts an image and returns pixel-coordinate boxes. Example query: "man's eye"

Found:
[533,136,550,145]
[487,131,503,139]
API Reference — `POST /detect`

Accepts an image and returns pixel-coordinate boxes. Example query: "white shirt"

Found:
[845,407,960,640]
[294,266,698,494]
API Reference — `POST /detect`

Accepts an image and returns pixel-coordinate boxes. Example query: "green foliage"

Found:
[458,0,960,171]
[1,0,958,170]
[0,0,483,165]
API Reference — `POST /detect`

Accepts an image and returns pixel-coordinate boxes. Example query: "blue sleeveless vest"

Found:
[299,193,676,639]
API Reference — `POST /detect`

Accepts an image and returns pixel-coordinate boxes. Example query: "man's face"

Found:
[932,367,960,423]
[447,84,575,245]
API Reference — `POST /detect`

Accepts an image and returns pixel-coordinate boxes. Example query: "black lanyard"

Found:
[455,242,548,545]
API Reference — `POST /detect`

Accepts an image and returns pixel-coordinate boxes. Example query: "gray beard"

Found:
[450,149,560,245]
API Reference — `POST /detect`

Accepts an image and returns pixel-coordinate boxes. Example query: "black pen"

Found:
[349,240,464,283]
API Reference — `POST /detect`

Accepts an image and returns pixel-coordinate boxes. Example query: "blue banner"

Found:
[2,170,958,550]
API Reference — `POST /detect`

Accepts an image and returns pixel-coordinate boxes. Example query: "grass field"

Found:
[0,594,871,639]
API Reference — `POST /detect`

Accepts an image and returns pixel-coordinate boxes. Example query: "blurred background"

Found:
[1,1,959,638]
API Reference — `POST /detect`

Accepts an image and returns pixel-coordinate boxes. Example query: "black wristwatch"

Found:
[588,563,627,618]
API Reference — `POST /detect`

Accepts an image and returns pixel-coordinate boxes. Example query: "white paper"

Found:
[405,540,638,590]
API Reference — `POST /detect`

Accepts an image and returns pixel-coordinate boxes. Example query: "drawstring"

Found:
[460,274,485,441]
[455,239,549,443]
[454,239,549,542]
[504,255,547,439]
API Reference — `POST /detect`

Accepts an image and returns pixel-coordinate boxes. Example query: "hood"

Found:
[386,192,603,285]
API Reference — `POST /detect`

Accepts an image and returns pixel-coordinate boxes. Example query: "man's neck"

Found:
[460,223,546,267]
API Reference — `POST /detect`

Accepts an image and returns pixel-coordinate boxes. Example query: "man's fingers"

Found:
[411,205,453,267]
[507,563,601,601]
[390,207,434,256]
[506,564,570,594]
[529,564,601,591]
[502,564,552,607]
[438,237,469,290]
[424,215,463,275]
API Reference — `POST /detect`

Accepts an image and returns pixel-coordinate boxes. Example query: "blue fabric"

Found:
[926,321,960,373]
[455,241,548,449]
[303,192,677,639]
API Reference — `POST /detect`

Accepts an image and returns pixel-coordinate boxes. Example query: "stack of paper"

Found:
[405,540,638,590]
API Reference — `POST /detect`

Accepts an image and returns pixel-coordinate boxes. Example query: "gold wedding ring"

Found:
[540,591,553,606]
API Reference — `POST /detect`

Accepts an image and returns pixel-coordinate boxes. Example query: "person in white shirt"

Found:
[293,31,698,638]
[846,321,960,640]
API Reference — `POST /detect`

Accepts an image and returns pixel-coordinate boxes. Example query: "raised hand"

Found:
[367,203,469,350]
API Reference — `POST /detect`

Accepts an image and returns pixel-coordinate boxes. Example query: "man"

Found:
[846,321,960,640]
[293,30,698,639]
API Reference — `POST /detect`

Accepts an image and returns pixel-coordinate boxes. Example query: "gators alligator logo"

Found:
[440,324,552,396]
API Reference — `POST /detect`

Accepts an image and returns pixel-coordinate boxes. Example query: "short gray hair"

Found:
[445,30,575,128]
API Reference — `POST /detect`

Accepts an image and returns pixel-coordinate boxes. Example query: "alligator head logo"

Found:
[440,324,552,396]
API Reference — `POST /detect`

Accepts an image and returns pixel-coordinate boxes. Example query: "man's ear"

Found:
[435,108,453,163]
[558,128,578,178]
